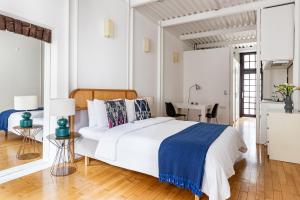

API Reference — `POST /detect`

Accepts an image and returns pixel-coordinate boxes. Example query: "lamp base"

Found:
[20,119,33,128]
[55,127,70,137]
[20,112,33,128]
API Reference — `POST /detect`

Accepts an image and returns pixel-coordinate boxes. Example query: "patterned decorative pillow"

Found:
[105,100,128,128]
[134,99,151,120]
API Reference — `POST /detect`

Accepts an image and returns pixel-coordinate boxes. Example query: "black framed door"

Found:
[240,52,257,117]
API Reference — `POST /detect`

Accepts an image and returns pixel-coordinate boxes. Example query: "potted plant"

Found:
[275,83,300,113]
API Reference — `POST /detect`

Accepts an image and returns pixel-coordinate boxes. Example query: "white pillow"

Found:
[94,99,109,128]
[125,99,136,122]
[87,100,97,127]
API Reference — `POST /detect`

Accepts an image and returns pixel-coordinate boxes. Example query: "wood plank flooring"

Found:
[0,131,42,170]
[0,118,300,200]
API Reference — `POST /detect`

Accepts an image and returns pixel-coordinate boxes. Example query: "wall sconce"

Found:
[173,52,179,63]
[104,19,114,38]
[144,38,151,53]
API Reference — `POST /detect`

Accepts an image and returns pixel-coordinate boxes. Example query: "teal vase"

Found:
[20,112,33,128]
[55,117,70,137]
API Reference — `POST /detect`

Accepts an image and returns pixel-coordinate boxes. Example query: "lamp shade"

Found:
[14,96,38,110]
[50,98,75,117]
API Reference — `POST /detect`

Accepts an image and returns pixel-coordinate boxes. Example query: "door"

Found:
[240,52,257,117]
[232,56,240,122]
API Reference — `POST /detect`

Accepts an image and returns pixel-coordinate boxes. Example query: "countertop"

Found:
[261,100,284,104]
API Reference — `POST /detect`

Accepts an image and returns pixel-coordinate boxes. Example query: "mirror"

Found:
[262,62,293,101]
[0,30,44,170]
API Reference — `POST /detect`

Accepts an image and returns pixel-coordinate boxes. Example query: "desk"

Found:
[173,102,212,122]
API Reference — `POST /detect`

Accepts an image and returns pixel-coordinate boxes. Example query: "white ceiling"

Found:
[135,0,260,48]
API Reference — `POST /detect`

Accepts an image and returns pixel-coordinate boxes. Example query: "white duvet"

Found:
[87,117,246,200]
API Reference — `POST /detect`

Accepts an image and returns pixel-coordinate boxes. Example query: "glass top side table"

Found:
[13,125,43,160]
[46,132,81,176]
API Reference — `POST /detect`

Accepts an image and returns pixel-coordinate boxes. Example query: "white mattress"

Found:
[79,126,108,140]
[7,110,44,142]
[78,117,246,200]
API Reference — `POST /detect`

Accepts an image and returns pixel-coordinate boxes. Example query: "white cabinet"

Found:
[261,4,294,60]
[267,113,300,164]
[259,101,284,145]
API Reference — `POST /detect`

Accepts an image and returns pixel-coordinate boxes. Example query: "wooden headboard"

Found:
[69,88,138,111]
[69,88,138,158]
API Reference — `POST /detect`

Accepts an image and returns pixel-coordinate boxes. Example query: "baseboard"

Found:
[0,160,51,184]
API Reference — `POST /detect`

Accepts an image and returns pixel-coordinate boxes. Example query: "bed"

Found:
[70,89,247,200]
[0,109,44,142]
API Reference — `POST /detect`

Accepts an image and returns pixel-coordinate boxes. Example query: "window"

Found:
[240,52,259,117]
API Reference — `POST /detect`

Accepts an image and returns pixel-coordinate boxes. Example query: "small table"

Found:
[173,102,212,122]
[47,133,81,176]
[13,125,43,160]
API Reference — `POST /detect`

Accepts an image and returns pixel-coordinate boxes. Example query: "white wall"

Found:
[76,1,190,116]
[133,13,193,116]
[0,31,42,112]
[183,47,231,124]
[288,66,293,84]
[0,0,69,98]
[132,10,157,114]
[163,31,191,109]
[77,0,129,89]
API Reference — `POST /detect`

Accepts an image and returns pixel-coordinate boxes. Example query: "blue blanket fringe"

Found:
[159,174,203,196]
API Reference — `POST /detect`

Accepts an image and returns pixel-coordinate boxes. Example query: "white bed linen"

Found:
[81,117,246,200]
[7,110,44,142]
[79,126,108,140]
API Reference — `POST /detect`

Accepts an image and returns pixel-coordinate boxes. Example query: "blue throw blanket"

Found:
[159,123,228,196]
[0,108,43,132]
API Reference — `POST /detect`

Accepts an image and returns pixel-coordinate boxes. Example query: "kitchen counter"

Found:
[261,100,284,104]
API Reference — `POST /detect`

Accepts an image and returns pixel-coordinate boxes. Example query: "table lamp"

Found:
[14,96,38,128]
[187,84,201,120]
[50,98,75,137]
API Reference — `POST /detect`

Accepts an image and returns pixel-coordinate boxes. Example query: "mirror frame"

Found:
[0,12,54,183]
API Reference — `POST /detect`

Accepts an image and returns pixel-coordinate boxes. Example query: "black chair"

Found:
[199,103,219,123]
[165,102,186,120]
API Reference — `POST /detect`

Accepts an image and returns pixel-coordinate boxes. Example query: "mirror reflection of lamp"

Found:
[14,96,38,128]
[187,84,201,120]
[50,98,75,137]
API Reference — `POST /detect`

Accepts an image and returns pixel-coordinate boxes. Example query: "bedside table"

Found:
[13,125,43,160]
[46,132,81,176]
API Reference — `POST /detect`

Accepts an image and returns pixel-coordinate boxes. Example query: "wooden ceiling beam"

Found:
[161,0,294,27]
[130,0,159,8]
[180,25,256,40]
[0,14,51,43]
[196,38,256,49]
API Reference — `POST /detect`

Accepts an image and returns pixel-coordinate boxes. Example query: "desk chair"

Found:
[198,103,219,123]
[165,102,186,120]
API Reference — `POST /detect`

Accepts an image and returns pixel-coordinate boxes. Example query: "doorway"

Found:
[240,52,257,117]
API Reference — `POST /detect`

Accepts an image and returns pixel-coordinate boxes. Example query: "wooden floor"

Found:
[0,118,300,200]
[0,131,42,171]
